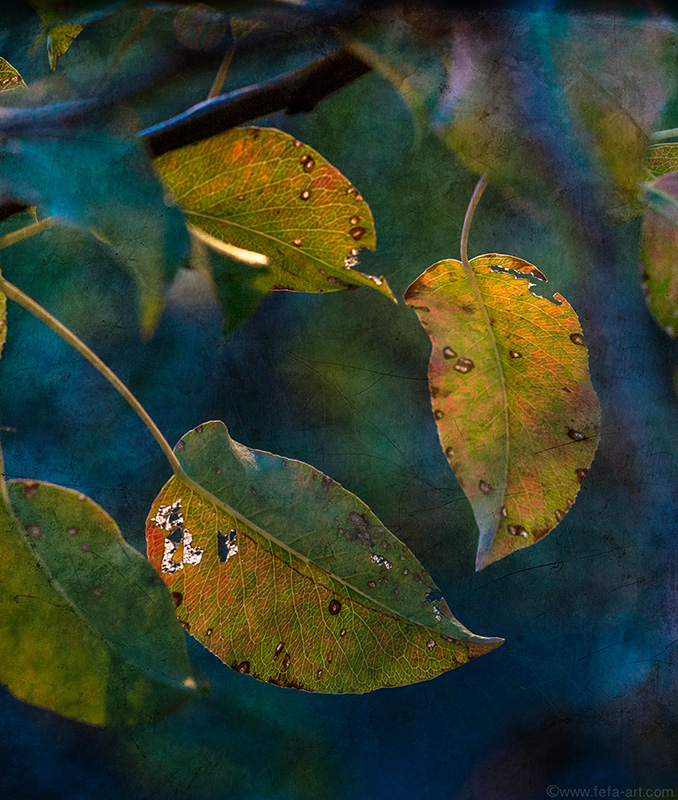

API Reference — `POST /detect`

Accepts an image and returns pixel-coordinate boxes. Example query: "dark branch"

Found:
[0,48,371,222]
[140,48,371,158]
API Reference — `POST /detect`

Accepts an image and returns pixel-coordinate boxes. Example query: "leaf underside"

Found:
[405,253,601,569]
[155,126,395,303]
[146,421,501,694]
[647,144,678,177]
[0,58,27,92]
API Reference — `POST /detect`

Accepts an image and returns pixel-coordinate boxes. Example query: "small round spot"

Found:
[235,661,250,674]
[340,628,347,637]
[180,620,190,632]
[575,467,588,484]
[349,216,360,225]
[445,446,454,458]
[328,599,341,615]
[426,638,436,651]
[66,526,79,537]
[214,467,222,474]
[194,424,204,433]
[206,628,213,636]
[434,409,444,420]
[172,591,183,608]
[570,333,585,346]
[402,568,409,575]
[367,580,376,588]
[80,543,92,553]
[316,669,323,680]
[508,525,528,538]
[443,347,457,360]
[479,480,492,495]
[509,351,522,359]
[176,440,186,451]
[302,157,315,172]
[568,429,585,441]
[349,226,366,241]
[293,238,302,247]
[237,194,245,201]
[23,482,40,500]
[327,651,333,664]
[299,190,311,200]
[274,642,284,659]
[26,524,42,539]
[293,140,302,148]
[500,506,508,518]
[282,654,291,669]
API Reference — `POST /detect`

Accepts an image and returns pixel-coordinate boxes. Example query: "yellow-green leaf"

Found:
[405,254,601,569]
[47,23,84,70]
[647,143,678,177]
[0,57,26,92]
[155,126,395,302]
[146,421,501,693]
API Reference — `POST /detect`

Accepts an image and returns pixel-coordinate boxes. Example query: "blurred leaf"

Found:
[28,0,129,27]
[47,23,84,70]
[0,58,26,93]
[0,127,188,336]
[405,253,601,569]
[155,126,395,302]
[0,479,195,725]
[647,143,678,177]
[146,421,501,693]
[188,233,273,334]
[640,171,678,337]
[435,16,675,220]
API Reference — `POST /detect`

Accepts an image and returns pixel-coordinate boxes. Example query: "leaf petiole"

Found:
[0,216,55,251]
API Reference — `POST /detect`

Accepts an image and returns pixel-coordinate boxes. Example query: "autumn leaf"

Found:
[155,126,395,302]
[0,479,195,725]
[146,421,501,693]
[405,253,601,569]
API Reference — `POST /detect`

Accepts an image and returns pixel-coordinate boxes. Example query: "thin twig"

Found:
[0,216,55,251]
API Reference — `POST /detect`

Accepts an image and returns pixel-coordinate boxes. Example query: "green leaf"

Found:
[640,171,678,337]
[0,127,188,336]
[47,23,84,70]
[405,254,601,569]
[145,421,501,693]
[647,144,678,177]
[155,126,395,303]
[0,479,195,725]
[188,233,273,334]
[0,58,26,92]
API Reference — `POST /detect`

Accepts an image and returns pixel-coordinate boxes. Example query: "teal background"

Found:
[1,3,678,798]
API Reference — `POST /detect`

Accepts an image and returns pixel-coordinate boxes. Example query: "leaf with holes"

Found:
[155,126,395,303]
[0,479,195,725]
[405,253,601,569]
[145,421,501,693]
[641,171,678,337]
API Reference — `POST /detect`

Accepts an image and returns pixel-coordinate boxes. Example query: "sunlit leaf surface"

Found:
[155,126,395,302]
[146,421,501,693]
[0,480,194,725]
[0,58,26,92]
[47,23,84,70]
[405,254,601,569]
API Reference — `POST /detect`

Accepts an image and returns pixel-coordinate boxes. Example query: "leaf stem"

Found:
[651,128,678,141]
[460,174,488,265]
[0,216,55,251]
[0,437,10,507]
[207,47,235,100]
[0,276,187,481]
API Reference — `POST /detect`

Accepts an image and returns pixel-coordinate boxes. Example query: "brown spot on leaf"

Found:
[23,481,40,500]
[66,526,79,537]
[180,620,190,631]
[575,468,588,483]
[555,509,565,522]
[340,628,347,637]
[80,543,92,552]
[349,226,366,240]
[274,642,284,659]
[426,638,436,651]
[25,524,42,539]
[434,409,444,420]
[454,357,474,374]
[367,580,376,588]
[299,190,311,200]
[443,346,457,359]
[508,525,528,538]
[235,661,250,674]
[282,654,291,670]
[570,333,585,346]
[349,215,360,225]
[328,599,341,615]
[568,429,585,441]
[172,591,183,608]
[509,351,522,359]
[479,480,492,495]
